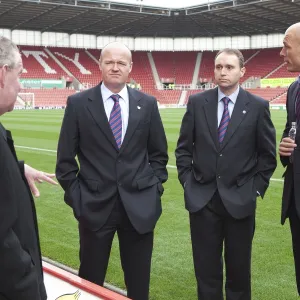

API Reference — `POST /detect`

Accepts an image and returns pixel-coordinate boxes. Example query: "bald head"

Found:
[280,23,300,72]
[99,41,133,93]
[100,41,132,63]
[286,22,300,37]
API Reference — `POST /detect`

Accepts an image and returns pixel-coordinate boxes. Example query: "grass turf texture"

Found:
[1,108,298,299]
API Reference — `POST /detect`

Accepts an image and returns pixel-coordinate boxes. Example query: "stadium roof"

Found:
[0,0,299,37]
[109,0,221,9]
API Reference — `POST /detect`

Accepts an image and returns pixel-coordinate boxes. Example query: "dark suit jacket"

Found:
[175,87,277,219]
[280,80,300,224]
[56,84,168,234]
[0,125,46,300]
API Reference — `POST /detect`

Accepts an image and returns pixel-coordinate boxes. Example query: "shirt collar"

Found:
[218,86,240,104]
[101,82,128,103]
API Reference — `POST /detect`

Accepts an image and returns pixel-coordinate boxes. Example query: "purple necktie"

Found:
[218,97,231,143]
[295,81,300,123]
[109,94,122,149]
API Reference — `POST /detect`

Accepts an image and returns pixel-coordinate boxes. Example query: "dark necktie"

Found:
[295,78,300,123]
[109,94,122,149]
[218,97,231,143]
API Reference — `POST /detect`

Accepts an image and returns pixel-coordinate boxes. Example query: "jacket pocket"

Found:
[136,174,160,190]
[237,172,256,186]
[83,179,101,192]
[157,182,164,195]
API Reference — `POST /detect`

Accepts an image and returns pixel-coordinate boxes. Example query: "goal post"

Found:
[17,92,35,109]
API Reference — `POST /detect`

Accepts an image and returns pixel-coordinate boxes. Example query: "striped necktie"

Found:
[218,97,231,143]
[109,94,122,149]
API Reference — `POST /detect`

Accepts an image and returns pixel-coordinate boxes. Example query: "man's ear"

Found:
[240,66,246,78]
[98,59,102,72]
[0,65,7,89]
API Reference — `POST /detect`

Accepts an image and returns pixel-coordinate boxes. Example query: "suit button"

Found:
[217,175,221,179]
[219,154,223,157]
[117,182,122,186]
[117,159,122,163]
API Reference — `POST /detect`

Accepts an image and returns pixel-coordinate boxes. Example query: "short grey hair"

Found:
[0,36,19,69]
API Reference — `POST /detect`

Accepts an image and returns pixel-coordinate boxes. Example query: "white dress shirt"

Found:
[217,86,240,126]
[101,83,129,143]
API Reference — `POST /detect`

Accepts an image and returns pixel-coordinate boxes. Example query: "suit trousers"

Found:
[189,191,255,300]
[78,195,154,300]
[288,188,300,295]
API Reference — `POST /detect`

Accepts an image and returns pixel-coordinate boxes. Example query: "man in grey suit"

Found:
[176,48,277,300]
[279,22,300,296]
[56,42,168,300]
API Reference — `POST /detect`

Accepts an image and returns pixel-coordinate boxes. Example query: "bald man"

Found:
[279,22,300,295]
[56,42,168,300]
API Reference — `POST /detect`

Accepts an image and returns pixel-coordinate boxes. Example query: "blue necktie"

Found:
[218,97,231,143]
[109,94,122,149]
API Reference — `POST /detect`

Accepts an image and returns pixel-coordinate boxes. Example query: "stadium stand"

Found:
[270,91,288,104]
[183,90,205,105]
[17,45,291,107]
[246,87,287,101]
[48,47,101,87]
[20,88,75,107]
[198,51,216,84]
[268,63,294,78]
[20,46,67,79]
[152,51,197,84]
[242,48,284,81]
[198,48,289,84]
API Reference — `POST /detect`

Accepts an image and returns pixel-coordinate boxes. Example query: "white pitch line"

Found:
[15,145,56,153]
[167,164,176,169]
[15,145,284,183]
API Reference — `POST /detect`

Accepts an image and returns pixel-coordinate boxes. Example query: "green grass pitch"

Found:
[1,108,298,300]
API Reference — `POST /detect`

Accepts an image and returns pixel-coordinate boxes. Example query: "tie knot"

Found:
[222,97,230,106]
[111,94,120,103]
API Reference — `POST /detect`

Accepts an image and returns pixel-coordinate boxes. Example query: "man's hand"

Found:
[279,137,297,156]
[24,164,57,197]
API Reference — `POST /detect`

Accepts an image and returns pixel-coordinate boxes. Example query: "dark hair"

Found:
[0,36,19,69]
[215,48,244,68]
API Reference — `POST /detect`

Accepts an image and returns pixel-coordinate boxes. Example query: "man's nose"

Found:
[112,63,119,70]
[220,68,227,75]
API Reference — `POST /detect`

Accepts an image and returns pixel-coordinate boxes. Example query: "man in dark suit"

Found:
[56,41,168,300]
[0,37,57,299]
[279,22,300,296]
[175,48,277,300]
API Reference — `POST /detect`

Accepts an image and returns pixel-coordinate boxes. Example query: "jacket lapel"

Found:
[86,83,118,150]
[0,123,19,162]
[119,87,142,153]
[220,88,250,150]
[289,81,298,123]
[203,88,219,151]
[7,132,18,162]
[0,123,7,141]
